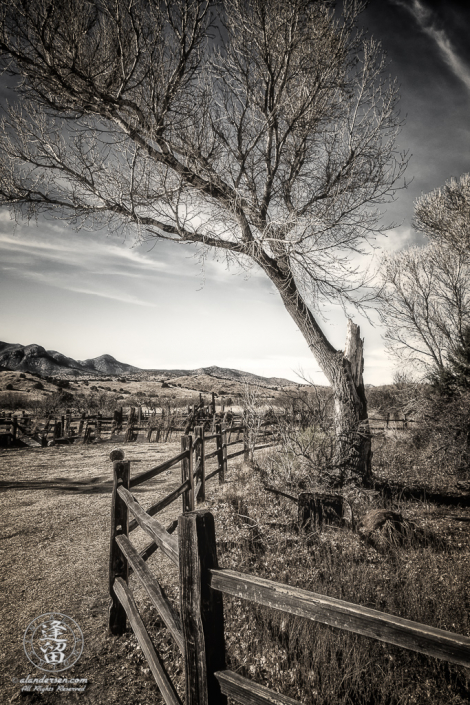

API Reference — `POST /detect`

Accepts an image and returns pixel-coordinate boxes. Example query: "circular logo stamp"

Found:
[23,613,84,672]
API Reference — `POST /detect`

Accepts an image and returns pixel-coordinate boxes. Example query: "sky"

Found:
[1,0,470,385]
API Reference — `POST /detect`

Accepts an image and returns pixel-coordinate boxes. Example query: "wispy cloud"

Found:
[0,224,168,306]
[64,285,157,307]
[392,0,470,92]
[0,231,168,274]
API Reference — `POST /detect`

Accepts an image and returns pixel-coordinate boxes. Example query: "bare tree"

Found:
[0,0,408,485]
[414,174,470,254]
[378,241,470,374]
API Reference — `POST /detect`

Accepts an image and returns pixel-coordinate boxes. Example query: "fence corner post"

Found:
[179,511,227,705]
[108,459,130,635]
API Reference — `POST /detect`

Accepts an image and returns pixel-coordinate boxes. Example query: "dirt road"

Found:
[0,441,197,704]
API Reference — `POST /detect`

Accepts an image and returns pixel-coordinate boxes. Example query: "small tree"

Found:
[0,0,408,484]
[379,241,470,372]
[414,174,470,254]
[378,175,470,375]
[429,326,470,395]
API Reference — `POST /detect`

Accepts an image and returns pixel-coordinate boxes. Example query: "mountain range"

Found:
[0,341,295,388]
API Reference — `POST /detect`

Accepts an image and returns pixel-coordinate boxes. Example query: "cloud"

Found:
[391,0,470,92]
[0,224,169,306]
[63,285,157,307]
[0,231,168,274]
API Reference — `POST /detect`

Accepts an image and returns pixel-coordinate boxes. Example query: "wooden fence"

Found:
[0,394,242,447]
[108,426,470,705]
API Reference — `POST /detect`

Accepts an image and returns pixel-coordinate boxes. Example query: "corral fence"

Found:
[108,426,470,705]
[0,393,245,447]
[0,405,416,448]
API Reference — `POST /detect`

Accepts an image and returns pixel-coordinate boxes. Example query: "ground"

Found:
[1,426,470,704]
[0,440,198,705]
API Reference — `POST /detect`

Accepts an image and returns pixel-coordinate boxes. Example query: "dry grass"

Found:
[203,457,470,705]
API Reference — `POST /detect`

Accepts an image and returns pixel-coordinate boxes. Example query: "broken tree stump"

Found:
[298,492,353,531]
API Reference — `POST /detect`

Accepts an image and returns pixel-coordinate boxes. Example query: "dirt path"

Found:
[0,441,203,704]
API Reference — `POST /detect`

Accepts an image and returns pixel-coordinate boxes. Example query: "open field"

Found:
[0,369,295,413]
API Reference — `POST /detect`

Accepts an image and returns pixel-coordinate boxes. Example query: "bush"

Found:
[56,379,70,389]
[33,381,44,390]
[416,388,470,477]
[5,383,13,390]
[1,392,28,410]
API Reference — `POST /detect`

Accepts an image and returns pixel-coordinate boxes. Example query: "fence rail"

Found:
[107,422,469,705]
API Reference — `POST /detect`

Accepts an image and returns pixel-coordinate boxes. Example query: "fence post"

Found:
[65,412,71,437]
[11,416,18,444]
[53,420,61,441]
[108,459,130,635]
[179,511,227,705]
[243,423,249,462]
[221,429,227,484]
[96,412,102,440]
[181,435,194,512]
[195,426,206,503]
[125,407,136,443]
[215,424,224,484]
[77,412,85,438]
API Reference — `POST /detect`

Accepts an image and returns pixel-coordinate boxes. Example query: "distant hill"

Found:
[0,341,296,388]
[0,341,140,377]
[149,365,296,389]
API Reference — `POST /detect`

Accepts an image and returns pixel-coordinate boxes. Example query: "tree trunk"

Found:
[332,321,373,487]
[258,256,373,486]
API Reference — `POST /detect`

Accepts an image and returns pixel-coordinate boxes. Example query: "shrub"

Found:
[56,379,70,389]
[1,392,28,410]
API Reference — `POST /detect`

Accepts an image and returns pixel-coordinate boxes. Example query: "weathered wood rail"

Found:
[108,424,470,705]
[108,421,278,703]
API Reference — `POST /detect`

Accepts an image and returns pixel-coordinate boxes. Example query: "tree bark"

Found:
[333,321,373,486]
[257,255,372,486]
